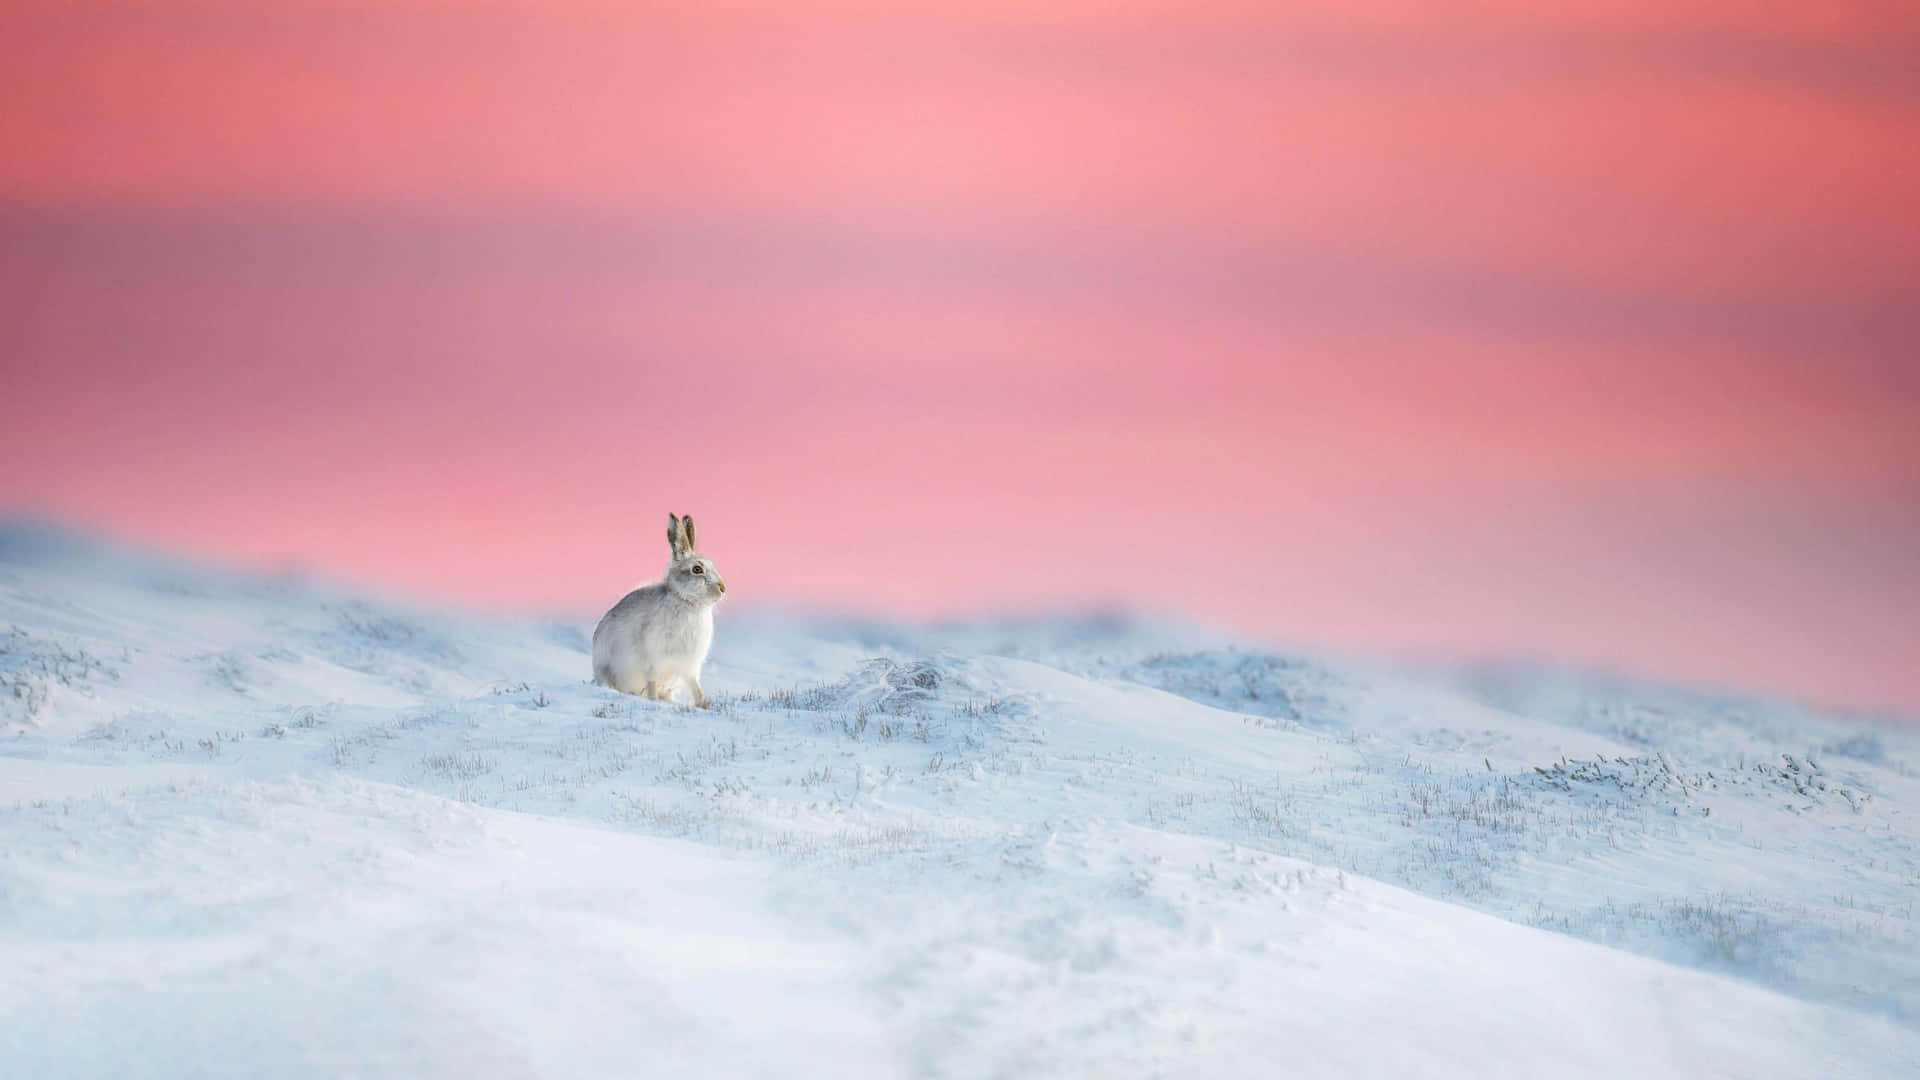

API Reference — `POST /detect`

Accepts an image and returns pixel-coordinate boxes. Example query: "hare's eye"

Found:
[691,564,705,575]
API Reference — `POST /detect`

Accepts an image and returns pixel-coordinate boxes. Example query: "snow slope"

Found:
[3,521,1917,1078]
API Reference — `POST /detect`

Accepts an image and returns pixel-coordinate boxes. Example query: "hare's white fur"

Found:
[592,513,726,707]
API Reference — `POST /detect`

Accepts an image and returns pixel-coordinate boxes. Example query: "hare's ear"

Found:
[680,515,697,553]
[667,513,688,559]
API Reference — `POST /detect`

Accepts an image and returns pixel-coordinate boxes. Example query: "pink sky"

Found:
[3,2,1917,712]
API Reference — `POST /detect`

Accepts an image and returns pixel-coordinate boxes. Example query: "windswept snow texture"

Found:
[3,522,1917,1078]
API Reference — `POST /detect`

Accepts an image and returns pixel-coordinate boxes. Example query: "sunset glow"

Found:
[4,1,1916,711]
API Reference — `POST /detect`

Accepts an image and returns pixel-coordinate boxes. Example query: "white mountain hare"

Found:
[592,513,727,707]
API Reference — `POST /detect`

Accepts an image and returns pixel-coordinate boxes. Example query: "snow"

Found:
[3,520,1917,1077]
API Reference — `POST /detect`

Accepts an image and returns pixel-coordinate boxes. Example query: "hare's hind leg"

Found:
[687,675,710,710]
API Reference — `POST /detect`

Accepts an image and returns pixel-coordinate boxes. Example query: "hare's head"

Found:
[664,512,727,605]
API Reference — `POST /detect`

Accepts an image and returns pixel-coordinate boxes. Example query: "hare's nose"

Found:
[716,580,727,594]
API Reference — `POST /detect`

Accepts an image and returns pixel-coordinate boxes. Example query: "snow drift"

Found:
[3,522,1916,1077]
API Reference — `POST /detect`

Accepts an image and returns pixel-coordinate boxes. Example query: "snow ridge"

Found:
[2,523,1916,1077]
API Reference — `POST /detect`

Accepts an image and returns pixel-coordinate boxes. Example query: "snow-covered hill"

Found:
[3,521,1916,1078]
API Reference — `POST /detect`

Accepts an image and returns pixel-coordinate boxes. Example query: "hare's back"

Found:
[594,584,668,642]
